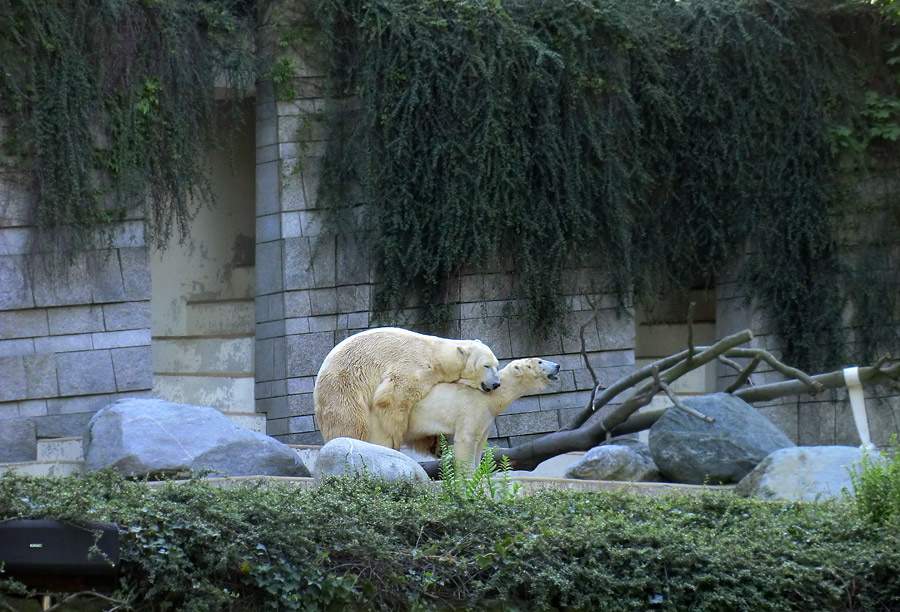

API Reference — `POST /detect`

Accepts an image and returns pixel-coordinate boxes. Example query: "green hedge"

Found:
[1,472,898,611]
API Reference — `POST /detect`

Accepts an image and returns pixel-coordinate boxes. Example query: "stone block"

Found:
[284,290,312,318]
[256,395,288,418]
[798,400,834,446]
[256,240,284,295]
[31,255,92,307]
[538,390,590,412]
[0,419,36,462]
[257,213,282,243]
[867,396,900,447]
[495,411,560,437]
[335,234,369,285]
[0,356,26,401]
[286,317,310,335]
[0,309,48,339]
[119,248,151,301]
[281,212,302,238]
[284,236,335,290]
[92,329,151,350]
[255,337,276,382]
[298,210,324,236]
[256,293,285,323]
[257,117,277,148]
[111,346,152,391]
[18,399,48,418]
[103,301,151,331]
[34,334,93,354]
[285,332,334,378]
[48,305,103,335]
[257,160,281,216]
[24,353,58,399]
[288,414,316,433]
[308,288,337,315]
[257,319,286,340]
[309,315,337,332]
[108,221,146,249]
[88,252,126,303]
[0,338,34,356]
[286,376,316,395]
[347,311,369,329]
[460,317,511,359]
[508,317,563,356]
[0,255,33,310]
[57,350,117,396]
[36,412,97,438]
[503,395,541,415]
[47,394,113,416]
[287,393,316,417]
[336,285,370,313]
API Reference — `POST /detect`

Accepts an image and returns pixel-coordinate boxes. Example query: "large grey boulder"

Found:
[735,445,877,501]
[565,444,661,482]
[315,437,429,484]
[84,398,309,478]
[649,393,795,484]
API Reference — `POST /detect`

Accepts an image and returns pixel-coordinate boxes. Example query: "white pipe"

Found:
[843,366,873,448]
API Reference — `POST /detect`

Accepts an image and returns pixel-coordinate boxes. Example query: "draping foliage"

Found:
[0,0,255,250]
[309,0,900,369]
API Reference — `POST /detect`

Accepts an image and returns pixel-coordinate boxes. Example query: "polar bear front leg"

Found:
[371,374,420,450]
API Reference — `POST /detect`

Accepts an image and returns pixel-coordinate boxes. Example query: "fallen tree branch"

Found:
[724,348,824,394]
[724,355,761,393]
[653,366,715,424]
[734,361,900,404]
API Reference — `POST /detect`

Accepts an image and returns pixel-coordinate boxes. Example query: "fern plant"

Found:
[438,436,520,502]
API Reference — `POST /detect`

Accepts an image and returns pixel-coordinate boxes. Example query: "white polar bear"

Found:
[314,327,501,450]
[404,357,561,470]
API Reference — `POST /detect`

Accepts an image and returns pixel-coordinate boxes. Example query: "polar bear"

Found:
[314,327,501,450]
[403,357,560,470]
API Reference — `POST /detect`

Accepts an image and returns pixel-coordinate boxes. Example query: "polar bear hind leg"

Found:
[371,374,421,449]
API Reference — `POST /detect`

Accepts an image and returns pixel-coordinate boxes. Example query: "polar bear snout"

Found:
[539,359,561,381]
[479,365,501,392]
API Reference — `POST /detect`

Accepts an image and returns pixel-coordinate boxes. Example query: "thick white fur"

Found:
[314,327,500,450]
[404,357,560,470]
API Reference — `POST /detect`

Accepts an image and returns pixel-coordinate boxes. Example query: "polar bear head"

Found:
[502,357,561,395]
[455,340,501,392]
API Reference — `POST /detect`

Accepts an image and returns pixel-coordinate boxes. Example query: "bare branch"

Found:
[599,329,753,432]
[652,366,715,423]
[734,361,900,403]
[724,348,824,394]
[724,355,762,393]
[561,349,697,430]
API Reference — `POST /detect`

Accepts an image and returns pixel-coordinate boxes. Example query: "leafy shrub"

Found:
[847,435,900,526]
[1,471,900,611]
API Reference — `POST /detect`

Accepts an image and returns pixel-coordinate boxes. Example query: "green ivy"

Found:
[0,0,256,251]
[308,0,900,370]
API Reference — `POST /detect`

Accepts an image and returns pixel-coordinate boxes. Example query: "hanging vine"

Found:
[0,0,256,251]
[307,0,900,370]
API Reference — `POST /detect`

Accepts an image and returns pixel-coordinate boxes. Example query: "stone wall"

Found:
[717,164,900,448]
[254,1,636,446]
[0,168,151,462]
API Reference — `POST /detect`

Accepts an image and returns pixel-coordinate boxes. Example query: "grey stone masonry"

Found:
[255,0,635,446]
[1,166,153,459]
[716,257,900,449]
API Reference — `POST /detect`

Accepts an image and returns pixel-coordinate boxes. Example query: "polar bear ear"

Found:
[457,346,470,358]
[513,364,523,374]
